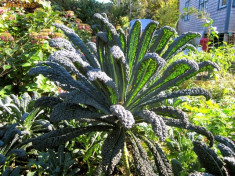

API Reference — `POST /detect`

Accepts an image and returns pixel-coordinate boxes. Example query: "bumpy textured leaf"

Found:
[96,31,108,43]
[35,97,63,109]
[163,118,214,147]
[65,90,109,114]
[48,49,90,69]
[29,62,88,92]
[218,145,235,175]
[188,124,214,147]
[0,100,13,114]
[104,42,117,84]
[32,119,53,132]
[151,59,198,90]
[101,13,109,21]
[86,42,97,57]
[94,13,121,47]
[110,105,135,128]
[140,88,211,108]
[136,110,167,141]
[101,128,124,175]
[28,125,112,150]
[162,32,201,60]
[50,102,101,122]
[189,172,214,176]
[140,136,173,176]
[216,136,235,175]
[87,68,118,104]
[169,43,197,60]
[218,143,235,158]
[53,23,100,68]
[20,92,32,112]
[198,61,220,72]
[193,141,228,176]
[98,115,119,125]
[128,132,155,176]
[2,124,21,145]
[4,96,12,105]
[47,50,94,88]
[215,135,235,153]
[223,157,235,175]
[152,106,189,128]
[183,44,197,52]
[127,20,141,74]
[0,124,22,167]
[149,26,176,54]
[49,38,78,52]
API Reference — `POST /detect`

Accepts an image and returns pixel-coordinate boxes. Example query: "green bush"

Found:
[174,44,235,75]
[51,0,106,26]
[0,1,93,97]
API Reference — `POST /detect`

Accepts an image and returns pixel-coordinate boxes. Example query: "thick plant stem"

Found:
[123,141,131,176]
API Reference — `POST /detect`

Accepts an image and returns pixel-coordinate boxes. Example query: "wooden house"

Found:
[178,0,235,45]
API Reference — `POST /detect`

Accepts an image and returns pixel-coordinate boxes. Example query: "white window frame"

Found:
[219,0,227,9]
[199,0,208,12]
[184,0,190,21]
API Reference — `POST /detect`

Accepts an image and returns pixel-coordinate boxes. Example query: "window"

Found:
[184,0,190,21]
[233,0,235,7]
[218,0,227,9]
[199,0,208,12]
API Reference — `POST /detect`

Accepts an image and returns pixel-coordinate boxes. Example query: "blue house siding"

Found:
[178,0,235,44]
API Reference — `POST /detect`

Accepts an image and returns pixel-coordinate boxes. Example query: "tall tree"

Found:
[109,0,179,28]
[145,0,179,28]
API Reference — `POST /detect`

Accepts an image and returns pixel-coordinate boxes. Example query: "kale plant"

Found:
[192,136,235,176]
[1,166,21,176]
[0,93,54,174]
[0,123,25,169]
[0,93,54,138]
[0,92,38,121]
[28,13,220,175]
[27,145,79,176]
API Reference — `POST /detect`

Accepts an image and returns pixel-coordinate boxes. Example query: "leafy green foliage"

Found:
[0,93,54,138]
[174,44,235,76]
[2,166,21,176]
[51,0,106,26]
[28,13,221,175]
[0,92,55,175]
[145,0,179,28]
[27,145,79,176]
[0,4,59,96]
[180,96,235,139]
[0,2,93,97]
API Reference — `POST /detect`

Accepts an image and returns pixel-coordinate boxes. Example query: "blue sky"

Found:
[96,0,112,3]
